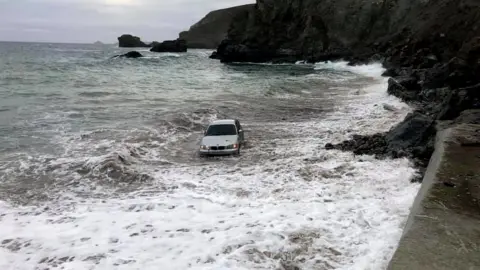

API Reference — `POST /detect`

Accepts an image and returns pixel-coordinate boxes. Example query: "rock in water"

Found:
[150,39,187,53]
[112,51,143,59]
[209,51,219,59]
[117,34,149,48]
[383,104,397,112]
[123,51,143,58]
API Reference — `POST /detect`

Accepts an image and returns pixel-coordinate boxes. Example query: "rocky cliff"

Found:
[179,4,254,49]
[212,0,480,179]
[214,0,480,65]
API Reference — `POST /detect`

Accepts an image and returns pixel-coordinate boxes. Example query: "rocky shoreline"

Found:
[206,0,480,181]
[326,37,480,181]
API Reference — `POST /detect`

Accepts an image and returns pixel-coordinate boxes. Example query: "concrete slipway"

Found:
[388,110,480,270]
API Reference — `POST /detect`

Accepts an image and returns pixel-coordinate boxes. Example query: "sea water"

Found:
[0,42,420,269]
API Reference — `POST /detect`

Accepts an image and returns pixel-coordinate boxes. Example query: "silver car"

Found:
[199,119,245,156]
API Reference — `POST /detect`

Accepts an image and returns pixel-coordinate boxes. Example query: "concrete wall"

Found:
[388,111,480,269]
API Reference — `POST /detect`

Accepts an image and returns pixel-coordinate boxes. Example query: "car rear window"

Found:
[205,124,237,136]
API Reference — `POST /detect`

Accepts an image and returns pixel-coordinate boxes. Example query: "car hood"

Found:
[201,135,238,146]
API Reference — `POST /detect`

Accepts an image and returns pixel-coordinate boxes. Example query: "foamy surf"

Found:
[0,58,420,270]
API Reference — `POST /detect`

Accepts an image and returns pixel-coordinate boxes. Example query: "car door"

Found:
[235,120,244,144]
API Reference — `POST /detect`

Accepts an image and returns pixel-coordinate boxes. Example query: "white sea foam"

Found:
[142,53,181,59]
[315,61,386,78]
[230,62,312,67]
[0,62,420,270]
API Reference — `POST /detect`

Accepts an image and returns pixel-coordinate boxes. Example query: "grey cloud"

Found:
[0,0,254,43]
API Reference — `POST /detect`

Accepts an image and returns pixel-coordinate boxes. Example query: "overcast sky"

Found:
[0,0,254,43]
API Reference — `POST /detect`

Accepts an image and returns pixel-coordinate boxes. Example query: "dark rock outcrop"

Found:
[212,0,480,65]
[437,83,480,120]
[117,34,149,48]
[387,77,421,102]
[112,51,143,59]
[179,4,254,49]
[150,39,187,53]
[328,112,435,167]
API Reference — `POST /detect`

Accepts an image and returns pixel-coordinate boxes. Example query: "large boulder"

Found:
[117,34,149,48]
[150,39,187,53]
[385,112,435,153]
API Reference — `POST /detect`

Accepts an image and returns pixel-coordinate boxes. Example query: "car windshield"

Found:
[205,124,237,136]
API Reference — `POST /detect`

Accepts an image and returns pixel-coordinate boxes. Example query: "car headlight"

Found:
[200,145,209,150]
[227,144,239,149]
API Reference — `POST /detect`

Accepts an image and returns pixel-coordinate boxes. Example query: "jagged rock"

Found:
[387,78,418,102]
[437,83,480,120]
[117,34,149,48]
[418,87,451,103]
[150,39,187,53]
[420,63,450,89]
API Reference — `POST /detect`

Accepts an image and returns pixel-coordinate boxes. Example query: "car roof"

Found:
[210,119,236,125]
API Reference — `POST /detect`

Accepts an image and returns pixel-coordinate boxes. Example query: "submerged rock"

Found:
[112,51,143,59]
[383,104,397,112]
[150,39,187,53]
